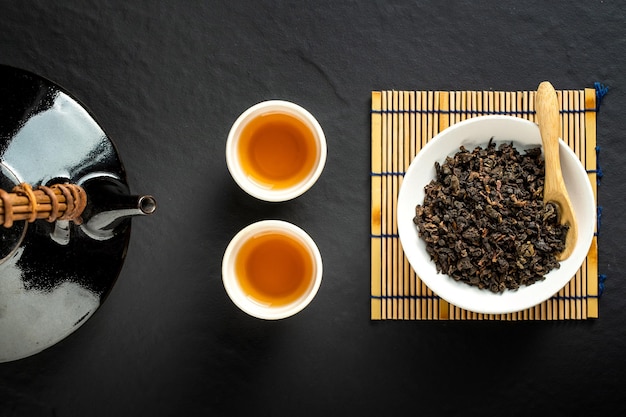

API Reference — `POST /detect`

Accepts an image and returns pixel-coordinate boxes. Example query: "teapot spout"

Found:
[85,194,156,229]
[138,195,158,215]
[79,176,156,241]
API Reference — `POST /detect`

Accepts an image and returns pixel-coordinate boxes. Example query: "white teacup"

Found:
[222,220,323,320]
[226,100,327,202]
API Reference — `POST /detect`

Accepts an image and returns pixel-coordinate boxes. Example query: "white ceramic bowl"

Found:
[397,116,596,315]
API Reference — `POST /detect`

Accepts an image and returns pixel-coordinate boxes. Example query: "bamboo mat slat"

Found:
[371,88,602,320]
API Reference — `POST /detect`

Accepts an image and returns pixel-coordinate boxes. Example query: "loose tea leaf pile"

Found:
[413,140,568,293]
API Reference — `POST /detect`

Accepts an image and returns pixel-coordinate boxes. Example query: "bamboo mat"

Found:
[371,88,602,320]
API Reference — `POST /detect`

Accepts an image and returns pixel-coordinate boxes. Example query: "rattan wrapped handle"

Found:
[0,183,87,228]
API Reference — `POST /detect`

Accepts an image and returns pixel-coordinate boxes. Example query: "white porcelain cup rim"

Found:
[222,220,323,320]
[225,100,327,202]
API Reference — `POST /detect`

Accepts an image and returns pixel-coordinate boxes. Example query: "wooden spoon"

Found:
[535,81,577,261]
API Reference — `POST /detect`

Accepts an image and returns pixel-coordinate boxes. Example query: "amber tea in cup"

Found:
[236,231,313,306]
[226,101,327,202]
[222,220,323,319]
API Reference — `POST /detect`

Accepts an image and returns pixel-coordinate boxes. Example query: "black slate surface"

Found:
[1,1,625,416]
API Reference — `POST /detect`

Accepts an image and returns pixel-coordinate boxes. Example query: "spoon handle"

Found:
[535,81,578,261]
[535,81,563,200]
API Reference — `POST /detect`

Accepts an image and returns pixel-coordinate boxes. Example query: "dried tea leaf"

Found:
[413,141,568,293]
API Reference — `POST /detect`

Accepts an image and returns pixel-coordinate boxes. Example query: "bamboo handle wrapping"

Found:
[0,183,87,227]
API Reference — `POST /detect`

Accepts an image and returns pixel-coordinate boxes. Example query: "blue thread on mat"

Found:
[370,108,594,115]
[371,294,440,300]
[595,146,604,184]
[587,167,603,185]
[373,294,598,301]
[371,109,520,115]
[598,275,606,297]
[550,295,591,301]
[373,294,600,301]
[590,145,603,238]
[371,233,399,239]
[595,206,603,237]
[594,82,609,109]
[370,171,405,177]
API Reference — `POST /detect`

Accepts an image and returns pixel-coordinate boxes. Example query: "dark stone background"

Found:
[1,1,624,416]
